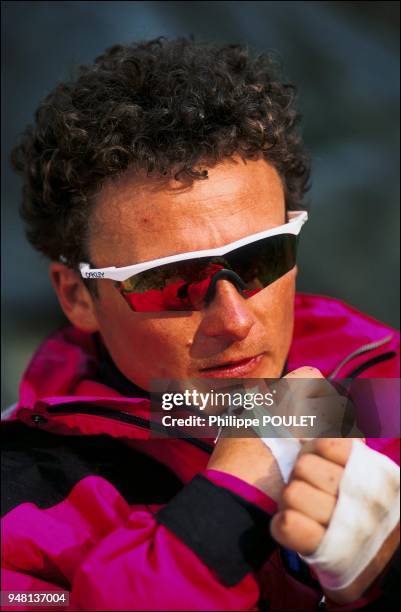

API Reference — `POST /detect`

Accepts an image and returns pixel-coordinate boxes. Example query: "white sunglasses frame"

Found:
[78,210,308,283]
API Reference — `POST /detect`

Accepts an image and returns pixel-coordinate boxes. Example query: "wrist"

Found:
[204,468,278,514]
[207,436,284,501]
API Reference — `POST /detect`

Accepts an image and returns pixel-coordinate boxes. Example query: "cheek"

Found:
[94,285,197,389]
[253,269,296,349]
[253,268,295,317]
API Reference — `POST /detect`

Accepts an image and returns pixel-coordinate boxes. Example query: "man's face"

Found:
[87,156,296,390]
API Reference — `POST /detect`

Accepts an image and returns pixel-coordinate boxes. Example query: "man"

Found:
[2,37,399,611]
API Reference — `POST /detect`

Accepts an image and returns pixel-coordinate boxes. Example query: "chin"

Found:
[258,357,285,379]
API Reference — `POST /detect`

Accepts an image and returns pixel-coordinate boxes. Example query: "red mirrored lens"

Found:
[118,263,222,312]
[118,262,262,312]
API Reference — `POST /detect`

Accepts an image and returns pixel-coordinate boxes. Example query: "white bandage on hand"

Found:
[259,437,302,482]
[301,439,400,590]
[249,404,302,482]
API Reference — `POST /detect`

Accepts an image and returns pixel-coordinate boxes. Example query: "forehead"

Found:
[89,156,285,267]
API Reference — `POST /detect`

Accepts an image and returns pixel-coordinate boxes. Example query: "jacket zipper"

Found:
[44,404,214,454]
[327,333,394,379]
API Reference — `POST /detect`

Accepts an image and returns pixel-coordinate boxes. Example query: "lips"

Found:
[198,353,265,378]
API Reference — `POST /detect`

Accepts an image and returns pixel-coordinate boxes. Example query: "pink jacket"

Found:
[2,293,400,611]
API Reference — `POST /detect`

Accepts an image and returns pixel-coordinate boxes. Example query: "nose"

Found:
[204,269,247,304]
[198,278,255,341]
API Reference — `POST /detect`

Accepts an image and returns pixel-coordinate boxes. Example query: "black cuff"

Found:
[157,474,275,586]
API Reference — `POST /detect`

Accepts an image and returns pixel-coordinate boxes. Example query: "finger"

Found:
[270,509,325,555]
[299,438,354,467]
[280,368,342,436]
[284,366,324,379]
[283,367,338,397]
[280,478,336,526]
[291,452,343,495]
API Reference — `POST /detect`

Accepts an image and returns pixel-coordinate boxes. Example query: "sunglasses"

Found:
[79,210,308,313]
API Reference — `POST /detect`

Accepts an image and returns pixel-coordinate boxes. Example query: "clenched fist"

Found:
[270,437,351,555]
[271,437,400,604]
[208,362,400,605]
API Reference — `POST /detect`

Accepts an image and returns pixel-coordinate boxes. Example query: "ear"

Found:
[49,262,99,333]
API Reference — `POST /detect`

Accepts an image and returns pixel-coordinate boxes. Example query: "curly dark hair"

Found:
[11,36,311,276]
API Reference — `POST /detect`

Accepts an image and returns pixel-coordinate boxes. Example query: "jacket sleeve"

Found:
[2,470,278,612]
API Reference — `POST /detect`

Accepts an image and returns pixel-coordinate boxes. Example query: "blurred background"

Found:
[2,1,400,410]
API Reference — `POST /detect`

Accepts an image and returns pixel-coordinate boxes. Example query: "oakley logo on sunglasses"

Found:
[78,211,308,312]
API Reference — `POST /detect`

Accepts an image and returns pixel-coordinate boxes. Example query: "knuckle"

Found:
[294,453,314,478]
[287,366,323,377]
[282,480,303,507]
[278,509,296,534]
[314,437,353,463]
[272,510,294,538]
[327,465,342,488]
[339,437,353,453]
[270,514,282,540]
[314,438,335,455]
[306,366,323,376]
